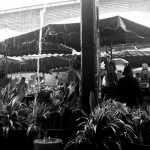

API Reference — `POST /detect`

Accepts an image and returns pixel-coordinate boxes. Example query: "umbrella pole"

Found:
[5,40,8,77]
[110,41,113,60]
[43,65,45,83]
[0,60,1,71]
[33,3,47,120]
[11,66,12,79]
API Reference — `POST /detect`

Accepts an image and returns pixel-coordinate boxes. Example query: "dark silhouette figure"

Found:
[117,65,142,108]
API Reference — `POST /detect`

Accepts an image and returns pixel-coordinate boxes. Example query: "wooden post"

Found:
[81,0,99,115]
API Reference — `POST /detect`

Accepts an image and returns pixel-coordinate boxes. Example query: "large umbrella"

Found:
[0,28,74,57]
[47,11,150,52]
[1,11,150,57]
[101,57,128,66]
[113,58,129,65]
[0,28,23,42]
[112,48,150,68]
[5,52,78,74]
[113,48,150,57]
[0,56,26,64]
[133,67,150,75]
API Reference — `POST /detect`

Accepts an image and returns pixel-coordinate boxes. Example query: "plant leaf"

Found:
[89,91,97,112]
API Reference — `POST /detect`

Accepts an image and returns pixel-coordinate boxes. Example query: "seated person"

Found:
[117,65,142,108]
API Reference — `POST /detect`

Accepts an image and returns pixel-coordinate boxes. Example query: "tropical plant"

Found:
[0,96,33,150]
[26,92,81,140]
[129,105,150,145]
[63,98,141,150]
[0,97,32,130]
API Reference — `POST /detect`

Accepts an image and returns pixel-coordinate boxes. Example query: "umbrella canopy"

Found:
[2,49,80,74]
[101,61,125,71]
[0,28,23,42]
[6,55,70,74]
[113,58,129,65]
[0,56,27,73]
[112,48,150,68]
[1,11,150,56]
[47,11,150,51]
[133,67,150,75]
[113,48,150,57]
[101,58,128,66]
[0,56,26,64]
[0,28,74,56]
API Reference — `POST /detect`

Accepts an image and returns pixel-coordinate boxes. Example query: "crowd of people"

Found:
[101,54,150,109]
[0,53,149,110]
[0,55,81,105]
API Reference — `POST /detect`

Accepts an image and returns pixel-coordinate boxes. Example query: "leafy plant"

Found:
[26,94,81,143]
[64,99,140,150]
[128,105,150,145]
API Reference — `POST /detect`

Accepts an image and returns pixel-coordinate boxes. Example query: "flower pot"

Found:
[34,138,62,150]
[47,129,74,147]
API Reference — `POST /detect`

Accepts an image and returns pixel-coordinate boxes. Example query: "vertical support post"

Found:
[5,40,8,77]
[81,0,99,115]
[110,41,113,60]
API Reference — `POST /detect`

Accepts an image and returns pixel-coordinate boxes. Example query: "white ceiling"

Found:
[0,0,70,11]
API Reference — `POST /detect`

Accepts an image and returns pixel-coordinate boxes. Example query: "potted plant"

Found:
[128,105,150,149]
[64,97,140,150]
[26,85,85,150]
[33,137,63,150]
[0,94,33,150]
[26,101,64,150]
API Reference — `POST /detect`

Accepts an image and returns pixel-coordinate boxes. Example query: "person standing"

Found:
[117,65,142,108]
[140,63,149,83]
[103,54,118,98]
[66,55,81,99]
[104,54,118,86]
[55,75,59,87]
[16,77,28,95]
[117,70,123,80]
[135,73,141,82]
[67,55,81,87]
[0,71,10,102]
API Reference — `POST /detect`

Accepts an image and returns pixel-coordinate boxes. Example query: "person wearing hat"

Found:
[116,65,142,108]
